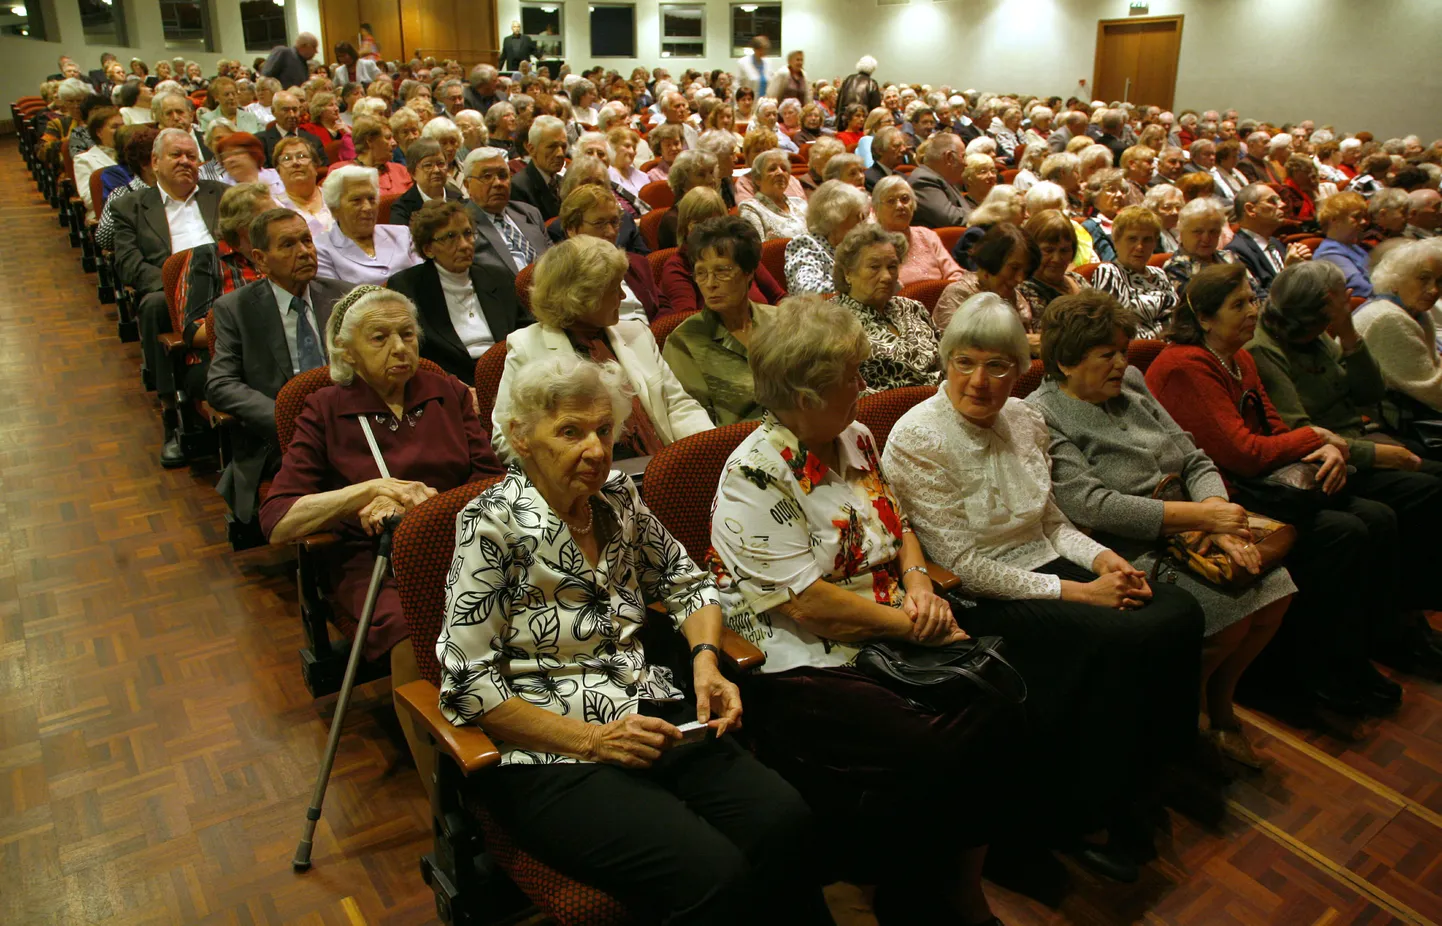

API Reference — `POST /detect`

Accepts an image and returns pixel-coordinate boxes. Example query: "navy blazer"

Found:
[1225,230,1283,295]
[510,161,563,220]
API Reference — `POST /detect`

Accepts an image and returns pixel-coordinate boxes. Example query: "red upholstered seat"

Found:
[275,359,448,451]
[759,238,791,296]
[1012,358,1046,398]
[162,252,188,335]
[649,309,696,351]
[898,278,952,318]
[1148,252,1172,268]
[472,339,508,438]
[638,180,674,210]
[646,246,678,282]
[1126,338,1167,373]
[515,262,535,314]
[934,226,968,254]
[638,208,669,251]
[856,386,935,452]
[642,421,761,562]
[1076,262,1100,283]
[377,192,400,225]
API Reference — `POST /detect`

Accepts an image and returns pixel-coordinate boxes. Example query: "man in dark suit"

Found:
[261,33,319,90]
[1048,110,1091,153]
[865,126,909,192]
[1149,146,1186,188]
[499,21,538,73]
[461,147,551,279]
[1237,131,1274,184]
[509,115,568,221]
[112,127,226,465]
[387,200,533,381]
[907,133,971,229]
[1225,183,1310,297]
[1097,109,1129,164]
[258,91,328,168]
[206,209,349,524]
[463,64,507,115]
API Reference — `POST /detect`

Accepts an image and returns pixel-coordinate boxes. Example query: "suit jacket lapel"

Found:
[142,187,170,253]
[470,265,518,337]
[250,281,295,378]
[198,183,222,232]
[418,265,469,358]
[471,205,510,269]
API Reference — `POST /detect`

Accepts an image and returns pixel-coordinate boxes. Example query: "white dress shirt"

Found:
[160,184,215,253]
[269,280,323,375]
[436,264,494,358]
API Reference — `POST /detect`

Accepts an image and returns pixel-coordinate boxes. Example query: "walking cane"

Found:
[293,513,403,871]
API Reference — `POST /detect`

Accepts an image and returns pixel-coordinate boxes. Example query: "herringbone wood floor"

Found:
[1,136,1439,926]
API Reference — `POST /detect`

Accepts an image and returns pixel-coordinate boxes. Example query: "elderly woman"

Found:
[1147,265,1405,718]
[736,128,807,204]
[334,116,412,198]
[871,176,963,287]
[1312,191,1374,300]
[446,352,831,925]
[1023,290,1292,771]
[703,100,745,149]
[557,184,664,319]
[951,185,1025,266]
[548,155,651,256]
[783,180,870,295]
[298,92,356,162]
[387,138,462,229]
[271,135,335,233]
[933,222,1041,340]
[658,187,786,315]
[794,103,828,145]
[1162,197,1256,295]
[420,116,466,189]
[200,76,263,134]
[390,108,425,157]
[832,224,941,393]
[483,100,521,159]
[822,152,866,190]
[749,98,799,154]
[777,98,805,142]
[662,217,779,425]
[491,236,714,460]
[1017,210,1090,314]
[1023,106,1054,151]
[988,106,1023,162]
[709,295,1001,922]
[1079,168,1127,263]
[1026,179,1096,267]
[883,294,1206,871]
[1364,188,1410,246]
[739,149,809,241]
[960,153,999,219]
[1120,145,1156,206]
[1040,152,1083,209]
[1091,205,1178,338]
[385,200,531,381]
[1212,140,1248,203]
[1144,182,1184,253]
[315,165,422,285]
[1354,239,1442,423]
[646,124,686,182]
[607,126,649,199]
[1278,154,1320,226]
[74,107,123,215]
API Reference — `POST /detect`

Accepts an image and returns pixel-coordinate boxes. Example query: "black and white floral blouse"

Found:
[835,292,941,395]
[438,465,720,766]
[1091,262,1178,339]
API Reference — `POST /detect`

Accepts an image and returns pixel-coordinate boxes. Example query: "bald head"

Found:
[1409,189,1442,230]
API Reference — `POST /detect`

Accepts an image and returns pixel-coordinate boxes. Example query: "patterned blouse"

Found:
[1016,270,1090,316]
[439,466,721,766]
[932,271,1039,332]
[709,414,910,675]
[1091,262,1178,339]
[836,293,941,395]
[784,233,836,295]
[1162,248,1258,297]
[739,194,810,242]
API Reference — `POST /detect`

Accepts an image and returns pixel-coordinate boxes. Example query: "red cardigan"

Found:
[1144,343,1323,478]
[656,249,786,316]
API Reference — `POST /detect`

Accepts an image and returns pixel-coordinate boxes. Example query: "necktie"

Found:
[1266,241,1284,274]
[293,296,325,370]
[547,172,561,204]
[498,214,536,270]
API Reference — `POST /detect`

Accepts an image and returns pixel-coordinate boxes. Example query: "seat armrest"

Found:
[393,679,502,775]
[925,561,961,591]
[158,332,187,355]
[720,628,764,670]
[202,403,234,427]
[296,532,340,553]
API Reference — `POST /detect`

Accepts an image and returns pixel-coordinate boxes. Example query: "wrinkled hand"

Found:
[1373,442,1422,471]
[904,586,967,646]
[1197,497,1251,537]
[358,495,404,536]
[1206,532,1261,575]
[585,714,682,769]
[692,656,743,736]
[366,477,438,511]
[1081,571,1153,610]
[1285,242,1312,265]
[1310,427,1351,458]
[1093,549,1143,579]
[1303,443,1348,494]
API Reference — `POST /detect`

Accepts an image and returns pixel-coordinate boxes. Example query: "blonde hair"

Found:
[749,295,870,412]
[531,236,630,328]
[676,185,727,245]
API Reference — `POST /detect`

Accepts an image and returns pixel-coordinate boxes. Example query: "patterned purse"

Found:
[1150,474,1296,591]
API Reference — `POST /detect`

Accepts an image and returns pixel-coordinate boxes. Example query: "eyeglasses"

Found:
[950,356,1017,379]
[277,152,313,164]
[694,265,740,284]
[433,227,476,246]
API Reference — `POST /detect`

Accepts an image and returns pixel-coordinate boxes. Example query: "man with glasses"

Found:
[259,90,328,168]
[1226,183,1313,296]
[462,146,551,280]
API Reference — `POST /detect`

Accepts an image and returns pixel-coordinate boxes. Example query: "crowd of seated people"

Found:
[28,37,1442,923]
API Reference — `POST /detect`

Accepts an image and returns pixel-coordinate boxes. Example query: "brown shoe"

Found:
[1210,728,1265,771]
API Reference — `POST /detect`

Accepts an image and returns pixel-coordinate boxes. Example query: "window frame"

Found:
[158,0,214,52]
[519,1,566,60]
[729,2,781,58]
[240,0,289,54]
[1,0,51,41]
[588,2,637,59]
[79,0,129,47]
[658,3,705,59]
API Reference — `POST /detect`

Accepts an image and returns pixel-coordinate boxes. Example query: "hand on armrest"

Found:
[393,680,502,775]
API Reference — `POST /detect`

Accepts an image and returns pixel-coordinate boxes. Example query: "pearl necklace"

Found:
[563,502,594,536]
[1202,340,1243,382]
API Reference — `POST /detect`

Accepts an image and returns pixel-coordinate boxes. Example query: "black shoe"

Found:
[1064,843,1139,883]
[1312,681,1371,717]
[159,434,187,468]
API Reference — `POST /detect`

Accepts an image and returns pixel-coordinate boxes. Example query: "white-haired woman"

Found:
[783,179,870,295]
[1144,182,1184,254]
[833,223,941,393]
[490,236,714,461]
[747,98,799,153]
[883,292,1206,876]
[445,352,832,925]
[960,153,999,221]
[1354,239,1442,422]
[739,149,809,241]
[420,115,466,190]
[1023,106,1054,152]
[989,106,1024,162]
[315,165,422,285]
[871,175,964,287]
[1162,197,1257,296]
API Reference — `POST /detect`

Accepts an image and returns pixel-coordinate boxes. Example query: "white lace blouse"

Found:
[882,389,1109,600]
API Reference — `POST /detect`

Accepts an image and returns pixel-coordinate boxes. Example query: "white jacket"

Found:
[490,320,715,460]
[735,51,780,95]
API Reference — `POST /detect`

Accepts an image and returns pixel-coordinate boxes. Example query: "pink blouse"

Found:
[897,225,965,288]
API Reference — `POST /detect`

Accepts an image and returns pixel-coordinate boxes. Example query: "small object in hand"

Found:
[675,720,712,746]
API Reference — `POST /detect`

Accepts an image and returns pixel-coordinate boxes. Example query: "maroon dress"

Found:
[260,369,504,659]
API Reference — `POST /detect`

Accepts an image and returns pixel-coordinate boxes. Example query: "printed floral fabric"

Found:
[709,413,910,675]
[835,293,942,395]
[438,465,720,765]
[1091,262,1179,339]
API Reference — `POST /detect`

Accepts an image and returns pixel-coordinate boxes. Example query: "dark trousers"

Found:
[1347,466,1442,612]
[480,705,831,926]
[137,290,174,393]
[958,560,1204,838]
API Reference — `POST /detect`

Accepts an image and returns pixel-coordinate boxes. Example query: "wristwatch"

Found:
[690,643,721,661]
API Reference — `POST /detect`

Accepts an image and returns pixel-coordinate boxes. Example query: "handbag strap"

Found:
[357,416,392,479]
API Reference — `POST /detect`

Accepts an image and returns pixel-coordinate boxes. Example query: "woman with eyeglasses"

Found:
[270,135,335,233]
[387,199,533,381]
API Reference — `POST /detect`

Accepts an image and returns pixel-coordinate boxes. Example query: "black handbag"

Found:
[854,636,1027,714]
[1230,389,1336,522]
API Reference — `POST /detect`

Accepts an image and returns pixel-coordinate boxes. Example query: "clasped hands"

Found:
[357,477,438,535]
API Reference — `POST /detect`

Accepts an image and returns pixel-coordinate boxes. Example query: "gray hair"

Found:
[58,77,91,103]
[483,100,516,133]
[1373,239,1442,297]
[1029,105,1054,125]
[964,136,997,157]
[469,63,498,88]
[203,117,237,152]
[855,56,878,75]
[809,180,871,237]
[750,148,791,185]
[531,235,630,329]
[872,125,905,158]
[1024,180,1067,215]
[695,129,736,164]
[1245,131,1270,147]
[870,174,913,211]
[421,115,461,143]
[461,146,510,177]
[1369,187,1409,220]
[151,91,189,122]
[667,149,719,196]
[1267,134,1293,154]
[750,295,871,412]
[778,98,802,119]
[321,164,380,209]
[528,114,565,149]
[325,287,421,385]
[1177,196,1226,233]
[351,96,389,121]
[1078,145,1113,172]
[922,131,962,167]
[807,135,845,169]
[152,126,195,160]
[939,292,1031,372]
[1143,183,1182,212]
[968,184,1021,226]
[504,353,634,444]
[1039,152,1079,182]
[833,223,908,295]
[822,153,863,182]
[571,130,608,160]
[1262,259,1345,342]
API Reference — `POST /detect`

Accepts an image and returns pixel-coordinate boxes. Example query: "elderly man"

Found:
[435,78,466,118]
[907,131,970,228]
[1048,110,1090,153]
[1405,189,1442,239]
[651,91,699,148]
[462,146,551,279]
[207,208,349,526]
[1096,109,1128,163]
[865,125,909,191]
[1224,183,1311,296]
[150,91,212,163]
[1184,138,1216,175]
[1150,146,1186,187]
[463,64,507,114]
[257,90,327,168]
[112,128,226,465]
[1237,131,1272,184]
[499,21,538,72]
[508,115,569,220]
[452,109,486,156]
[262,32,318,90]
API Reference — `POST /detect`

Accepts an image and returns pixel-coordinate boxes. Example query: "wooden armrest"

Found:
[158,332,187,355]
[296,532,340,553]
[393,679,501,775]
[925,561,961,591]
[202,403,234,427]
[720,627,764,670]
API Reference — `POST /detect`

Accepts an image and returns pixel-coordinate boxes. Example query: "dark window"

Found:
[520,3,564,58]
[1,1,49,40]
[660,5,703,58]
[590,4,635,58]
[160,0,212,51]
[730,3,780,56]
[240,0,288,52]
[79,0,128,46]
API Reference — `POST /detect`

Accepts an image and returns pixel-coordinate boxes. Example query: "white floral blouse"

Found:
[439,465,720,765]
[709,414,910,675]
[1091,262,1179,339]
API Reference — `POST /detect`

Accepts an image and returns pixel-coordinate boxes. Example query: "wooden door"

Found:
[1092,15,1183,110]
[319,0,403,63]
[400,0,498,64]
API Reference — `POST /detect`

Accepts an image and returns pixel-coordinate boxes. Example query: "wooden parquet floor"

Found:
[0,136,1439,926]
